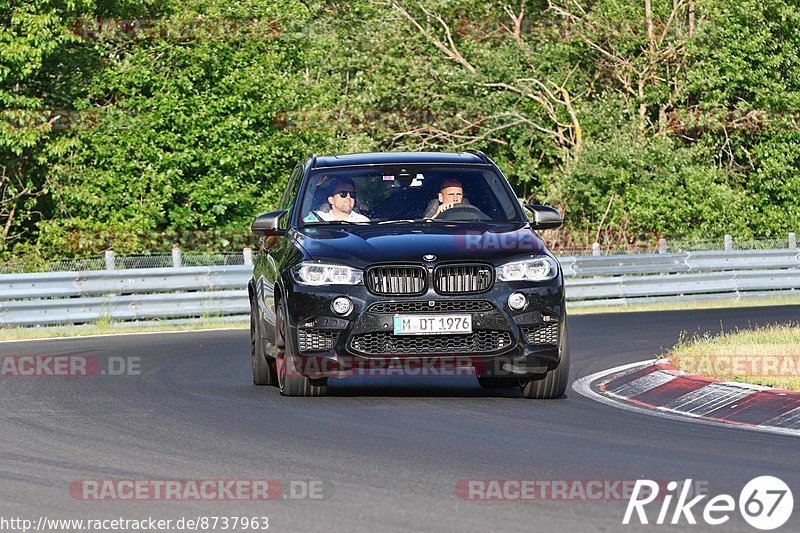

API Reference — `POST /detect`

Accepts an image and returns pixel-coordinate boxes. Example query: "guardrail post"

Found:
[243,247,253,266]
[172,247,182,268]
[790,232,797,249]
[724,234,733,251]
[658,238,667,254]
[592,242,601,256]
[104,250,115,270]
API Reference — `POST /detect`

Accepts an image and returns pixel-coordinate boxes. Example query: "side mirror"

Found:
[251,210,288,236]
[525,204,563,230]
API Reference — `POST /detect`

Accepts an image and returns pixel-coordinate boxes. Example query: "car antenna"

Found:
[464,149,491,165]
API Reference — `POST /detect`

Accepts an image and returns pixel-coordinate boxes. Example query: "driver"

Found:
[424,179,471,218]
[306,177,370,222]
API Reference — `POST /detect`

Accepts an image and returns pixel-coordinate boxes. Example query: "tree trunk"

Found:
[2,205,15,238]
[645,0,654,49]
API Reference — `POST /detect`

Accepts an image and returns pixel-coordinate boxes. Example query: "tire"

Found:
[276,304,327,397]
[477,377,519,389]
[520,321,570,399]
[250,303,277,386]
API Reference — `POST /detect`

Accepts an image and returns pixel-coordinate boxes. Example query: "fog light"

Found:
[508,292,527,311]
[332,297,353,315]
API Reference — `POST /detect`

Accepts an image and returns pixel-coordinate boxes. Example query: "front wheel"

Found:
[520,322,570,399]
[276,305,327,397]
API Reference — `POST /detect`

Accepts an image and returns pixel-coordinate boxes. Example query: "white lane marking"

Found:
[718,381,773,391]
[572,360,800,438]
[0,326,247,344]
[767,406,800,429]
[663,383,753,415]
[609,371,675,398]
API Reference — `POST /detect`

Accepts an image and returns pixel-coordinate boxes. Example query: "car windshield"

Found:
[298,165,522,225]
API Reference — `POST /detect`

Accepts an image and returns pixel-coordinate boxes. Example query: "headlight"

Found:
[291,262,363,286]
[496,257,558,282]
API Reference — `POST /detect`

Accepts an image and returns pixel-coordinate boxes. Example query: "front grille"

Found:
[367,300,494,314]
[298,329,339,352]
[521,323,559,345]
[434,264,494,294]
[365,265,426,295]
[349,330,512,355]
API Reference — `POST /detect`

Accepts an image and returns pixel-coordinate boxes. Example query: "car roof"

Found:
[312,151,489,169]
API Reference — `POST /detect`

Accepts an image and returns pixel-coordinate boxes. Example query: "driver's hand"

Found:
[435,202,459,217]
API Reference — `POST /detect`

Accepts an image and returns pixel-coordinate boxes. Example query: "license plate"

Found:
[393,314,472,335]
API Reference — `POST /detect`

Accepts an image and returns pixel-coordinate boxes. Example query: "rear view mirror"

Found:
[525,204,563,230]
[251,210,288,236]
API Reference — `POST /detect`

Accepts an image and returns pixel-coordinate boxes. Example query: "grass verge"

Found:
[4,295,800,342]
[568,294,800,315]
[666,324,800,391]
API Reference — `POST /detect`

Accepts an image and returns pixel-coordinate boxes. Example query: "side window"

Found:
[278,163,304,229]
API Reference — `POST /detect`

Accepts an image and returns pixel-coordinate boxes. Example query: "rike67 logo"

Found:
[624,477,794,530]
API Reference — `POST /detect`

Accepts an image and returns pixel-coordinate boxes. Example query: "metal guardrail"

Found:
[0,266,251,327]
[1,250,799,326]
[560,249,800,276]
[0,266,250,300]
[561,249,800,307]
[1,291,248,327]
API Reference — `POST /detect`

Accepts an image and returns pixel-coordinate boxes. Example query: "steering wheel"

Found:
[436,203,491,221]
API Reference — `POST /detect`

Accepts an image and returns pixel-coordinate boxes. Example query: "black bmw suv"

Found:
[249,151,568,398]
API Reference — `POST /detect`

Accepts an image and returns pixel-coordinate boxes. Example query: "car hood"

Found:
[294,223,549,267]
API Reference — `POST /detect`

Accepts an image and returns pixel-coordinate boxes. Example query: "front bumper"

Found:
[282,277,565,379]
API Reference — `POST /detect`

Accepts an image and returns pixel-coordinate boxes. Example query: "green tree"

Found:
[0,0,94,257]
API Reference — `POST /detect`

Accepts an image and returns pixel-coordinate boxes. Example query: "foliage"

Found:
[1,0,799,262]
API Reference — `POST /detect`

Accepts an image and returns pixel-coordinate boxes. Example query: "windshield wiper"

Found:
[372,218,476,224]
[428,219,481,223]
[306,220,369,225]
[375,219,428,224]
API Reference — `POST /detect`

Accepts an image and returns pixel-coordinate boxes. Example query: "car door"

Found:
[254,162,304,344]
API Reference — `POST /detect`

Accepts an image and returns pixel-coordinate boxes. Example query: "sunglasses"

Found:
[335,190,357,199]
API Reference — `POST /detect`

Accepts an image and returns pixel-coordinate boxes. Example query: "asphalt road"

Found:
[1,306,799,532]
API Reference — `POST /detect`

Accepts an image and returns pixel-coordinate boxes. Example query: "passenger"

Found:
[306,177,369,222]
